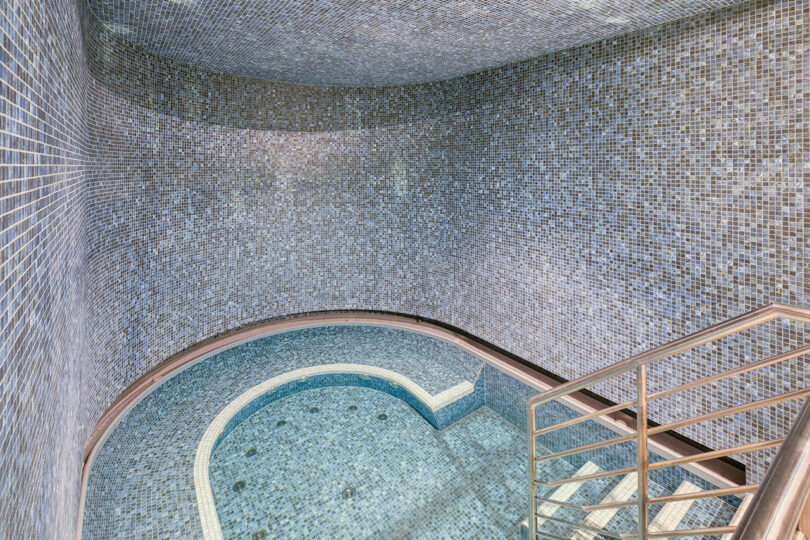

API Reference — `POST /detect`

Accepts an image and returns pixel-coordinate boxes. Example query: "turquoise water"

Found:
[209,380,742,540]
[210,386,527,539]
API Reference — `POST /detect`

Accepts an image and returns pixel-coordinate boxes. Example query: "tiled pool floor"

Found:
[210,386,528,539]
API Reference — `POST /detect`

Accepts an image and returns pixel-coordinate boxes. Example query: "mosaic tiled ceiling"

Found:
[86,0,745,86]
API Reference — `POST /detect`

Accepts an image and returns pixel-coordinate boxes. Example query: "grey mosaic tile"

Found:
[2,0,807,536]
[83,0,807,489]
[0,0,90,536]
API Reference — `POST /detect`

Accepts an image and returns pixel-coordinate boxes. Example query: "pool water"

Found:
[82,325,742,539]
[209,386,528,539]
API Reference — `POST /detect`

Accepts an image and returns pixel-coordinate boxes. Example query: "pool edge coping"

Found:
[194,364,473,539]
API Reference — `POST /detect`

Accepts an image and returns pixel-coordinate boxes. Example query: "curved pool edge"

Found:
[75,311,537,540]
[194,364,475,539]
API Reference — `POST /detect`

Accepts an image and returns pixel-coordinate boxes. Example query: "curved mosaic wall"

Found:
[0,0,90,535]
[84,0,808,480]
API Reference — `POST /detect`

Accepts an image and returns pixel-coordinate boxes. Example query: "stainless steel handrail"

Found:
[527,303,810,540]
[730,397,810,539]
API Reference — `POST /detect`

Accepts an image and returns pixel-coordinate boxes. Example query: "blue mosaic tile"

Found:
[82,325,484,538]
[83,327,743,537]
[209,386,522,538]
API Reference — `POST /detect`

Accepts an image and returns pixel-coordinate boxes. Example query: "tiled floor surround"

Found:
[82,327,742,538]
[84,0,808,484]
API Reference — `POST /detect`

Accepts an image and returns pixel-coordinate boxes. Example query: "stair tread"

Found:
[532,451,745,540]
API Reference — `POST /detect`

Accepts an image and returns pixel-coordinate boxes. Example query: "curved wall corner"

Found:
[1,0,91,536]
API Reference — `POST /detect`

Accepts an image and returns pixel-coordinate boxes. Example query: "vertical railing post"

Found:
[637,365,649,539]
[528,402,537,540]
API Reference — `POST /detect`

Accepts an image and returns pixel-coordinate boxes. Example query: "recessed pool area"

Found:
[79,323,744,539]
[208,386,526,539]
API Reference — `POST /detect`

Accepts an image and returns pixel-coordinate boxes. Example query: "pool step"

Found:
[536,462,601,530]
[648,481,700,531]
[536,461,628,538]
[572,472,638,539]
[533,462,742,540]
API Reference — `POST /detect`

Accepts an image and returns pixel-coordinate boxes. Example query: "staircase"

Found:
[525,304,810,539]
[524,455,744,539]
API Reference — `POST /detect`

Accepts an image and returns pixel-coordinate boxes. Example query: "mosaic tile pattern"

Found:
[209,386,518,539]
[82,0,747,86]
[4,0,805,536]
[81,325,484,538]
[0,0,90,536]
[83,0,808,485]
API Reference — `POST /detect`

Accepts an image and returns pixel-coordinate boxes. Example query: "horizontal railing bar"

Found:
[647,484,759,506]
[534,433,636,463]
[647,346,810,404]
[542,466,637,486]
[648,388,810,436]
[540,439,779,486]
[580,484,759,512]
[621,525,737,538]
[533,399,637,436]
[528,303,810,411]
[649,438,785,471]
[534,495,586,511]
[533,514,623,538]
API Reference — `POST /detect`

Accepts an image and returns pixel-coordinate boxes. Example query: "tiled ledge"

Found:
[194,364,475,540]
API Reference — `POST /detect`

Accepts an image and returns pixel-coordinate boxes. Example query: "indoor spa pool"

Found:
[79,323,742,539]
[6,0,807,537]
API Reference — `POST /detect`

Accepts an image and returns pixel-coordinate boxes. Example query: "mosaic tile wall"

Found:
[0,0,90,536]
[2,0,804,536]
[83,0,808,483]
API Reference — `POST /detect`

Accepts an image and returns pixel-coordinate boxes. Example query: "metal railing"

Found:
[527,303,810,540]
